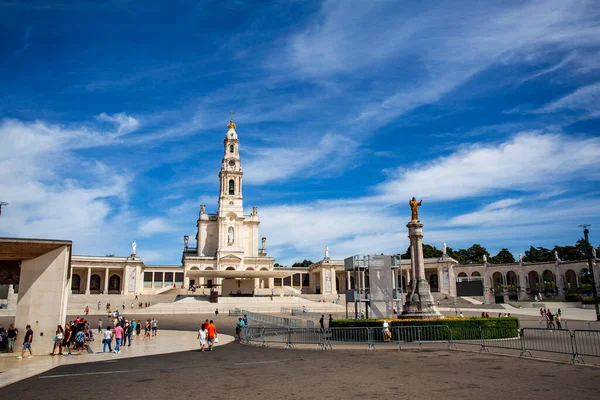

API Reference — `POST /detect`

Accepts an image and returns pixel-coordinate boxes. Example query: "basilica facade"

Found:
[181,119,276,295]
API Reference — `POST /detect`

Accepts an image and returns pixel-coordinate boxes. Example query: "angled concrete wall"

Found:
[14,246,70,347]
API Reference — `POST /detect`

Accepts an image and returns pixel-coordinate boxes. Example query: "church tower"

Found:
[218,117,243,216]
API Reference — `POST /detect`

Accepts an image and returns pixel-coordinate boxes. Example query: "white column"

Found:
[104,268,109,294]
[299,273,303,292]
[162,272,165,288]
[86,267,91,295]
[121,269,125,295]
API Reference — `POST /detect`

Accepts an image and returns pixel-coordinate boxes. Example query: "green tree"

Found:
[522,246,554,262]
[446,247,466,264]
[291,259,313,268]
[400,244,442,259]
[489,248,516,264]
[465,244,490,264]
[274,262,287,268]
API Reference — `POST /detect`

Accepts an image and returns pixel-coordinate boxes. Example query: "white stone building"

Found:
[182,119,276,295]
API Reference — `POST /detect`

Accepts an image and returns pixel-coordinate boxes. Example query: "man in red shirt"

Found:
[206,320,217,351]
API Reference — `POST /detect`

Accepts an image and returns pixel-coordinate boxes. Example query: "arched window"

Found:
[229,145,234,153]
[228,179,235,195]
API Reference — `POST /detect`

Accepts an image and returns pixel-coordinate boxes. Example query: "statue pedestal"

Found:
[402,278,443,319]
[401,220,443,319]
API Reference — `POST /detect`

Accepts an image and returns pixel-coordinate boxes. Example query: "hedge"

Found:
[565,293,583,302]
[329,317,520,341]
[582,297,600,305]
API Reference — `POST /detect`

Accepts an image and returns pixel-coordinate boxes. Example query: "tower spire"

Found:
[228,110,236,130]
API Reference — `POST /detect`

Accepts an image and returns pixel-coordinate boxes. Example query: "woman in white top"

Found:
[103,326,114,353]
[382,320,391,342]
[52,325,64,355]
[197,325,207,352]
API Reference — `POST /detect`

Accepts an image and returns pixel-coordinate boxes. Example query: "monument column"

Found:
[86,267,91,295]
[104,268,109,294]
[402,198,442,318]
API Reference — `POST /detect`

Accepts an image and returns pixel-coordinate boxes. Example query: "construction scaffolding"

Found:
[344,254,402,319]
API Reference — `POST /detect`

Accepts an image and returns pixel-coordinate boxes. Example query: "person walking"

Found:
[64,322,73,355]
[136,319,142,337]
[319,315,325,331]
[7,323,18,353]
[17,324,34,359]
[328,314,333,328]
[215,308,219,318]
[51,325,64,355]
[113,324,123,353]
[102,326,113,352]
[198,324,207,351]
[85,306,89,316]
[97,301,101,311]
[126,322,133,346]
[97,319,102,334]
[151,318,158,336]
[382,320,391,342]
[207,320,217,351]
[556,314,562,329]
[235,318,244,342]
[122,322,129,346]
[243,315,249,326]
[74,327,86,355]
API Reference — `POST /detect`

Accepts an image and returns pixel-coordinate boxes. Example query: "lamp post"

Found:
[579,224,600,321]
[0,201,7,217]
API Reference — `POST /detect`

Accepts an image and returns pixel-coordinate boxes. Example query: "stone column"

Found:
[555,261,565,300]
[104,268,109,294]
[86,267,91,295]
[268,277,274,289]
[162,272,165,288]
[402,221,441,318]
[299,273,303,292]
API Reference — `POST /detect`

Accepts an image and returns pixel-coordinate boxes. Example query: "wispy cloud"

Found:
[96,112,140,135]
[243,133,359,185]
[535,82,600,117]
[377,132,600,201]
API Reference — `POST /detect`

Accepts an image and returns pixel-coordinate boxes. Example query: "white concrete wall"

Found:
[15,246,70,348]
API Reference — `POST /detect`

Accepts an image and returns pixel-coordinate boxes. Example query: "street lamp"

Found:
[0,201,7,217]
[579,224,600,321]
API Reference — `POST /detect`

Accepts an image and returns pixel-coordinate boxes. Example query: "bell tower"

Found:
[218,115,243,216]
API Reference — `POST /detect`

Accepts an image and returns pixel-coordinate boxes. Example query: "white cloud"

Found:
[242,133,358,184]
[377,132,600,201]
[96,112,140,135]
[260,132,600,263]
[275,0,600,127]
[536,82,600,116]
[0,118,135,255]
[138,218,174,236]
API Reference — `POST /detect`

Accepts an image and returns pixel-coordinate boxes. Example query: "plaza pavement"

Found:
[3,341,600,399]
[0,325,234,388]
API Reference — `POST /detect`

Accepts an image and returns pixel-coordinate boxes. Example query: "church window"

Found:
[229,145,234,153]
[229,179,235,195]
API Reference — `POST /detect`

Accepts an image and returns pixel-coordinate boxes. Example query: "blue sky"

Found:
[1,0,600,265]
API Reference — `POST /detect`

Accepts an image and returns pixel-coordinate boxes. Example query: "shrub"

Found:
[565,293,582,302]
[330,317,519,341]
[582,297,600,304]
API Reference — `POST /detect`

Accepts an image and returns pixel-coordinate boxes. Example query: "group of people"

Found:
[319,314,334,330]
[0,324,22,355]
[197,319,218,351]
[540,307,562,329]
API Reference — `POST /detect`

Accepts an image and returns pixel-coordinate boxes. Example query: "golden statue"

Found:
[409,197,423,221]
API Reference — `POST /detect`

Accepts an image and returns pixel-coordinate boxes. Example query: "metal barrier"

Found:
[241,324,600,363]
[329,327,374,350]
[241,309,302,328]
[393,325,453,351]
[520,328,579,361]
[573,330,600,361]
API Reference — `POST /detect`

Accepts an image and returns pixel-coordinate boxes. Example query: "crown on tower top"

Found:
[228,119,236,130]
